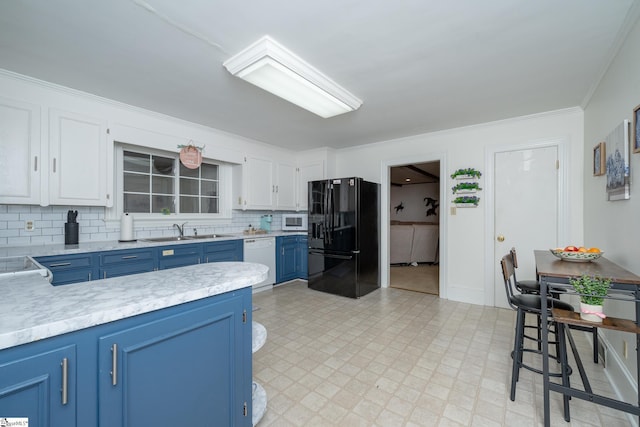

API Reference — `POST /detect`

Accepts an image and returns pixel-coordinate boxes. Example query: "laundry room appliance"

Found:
[244,237,276,293]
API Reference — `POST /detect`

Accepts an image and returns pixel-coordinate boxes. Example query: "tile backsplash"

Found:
[0,205,295,247]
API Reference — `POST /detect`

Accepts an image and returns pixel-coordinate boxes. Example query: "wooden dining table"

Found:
[535,250,640,426]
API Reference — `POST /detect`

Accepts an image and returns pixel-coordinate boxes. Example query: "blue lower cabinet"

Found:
[0,344,77,427]
[297,236,308,279]
[276,236,298,283]
[99,248,156,279]
[36,253,97,285]
[157,243,202,270]
[0,288,252,427]
[203,240,243,263]
[98,289,251,427]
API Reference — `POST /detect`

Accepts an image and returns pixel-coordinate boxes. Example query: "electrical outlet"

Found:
[25,220,35,231]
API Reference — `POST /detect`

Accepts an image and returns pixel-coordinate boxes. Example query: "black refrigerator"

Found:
[307,177,379,298]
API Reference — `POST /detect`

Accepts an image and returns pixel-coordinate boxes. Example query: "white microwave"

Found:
[282,214,307,231]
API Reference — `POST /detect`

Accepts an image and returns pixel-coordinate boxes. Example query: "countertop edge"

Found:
[0,262,268,350]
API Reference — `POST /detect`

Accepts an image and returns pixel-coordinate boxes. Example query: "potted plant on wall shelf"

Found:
[453,195,480,207]
[450,168,482,180]
[569,274,612,323]
[452,182,482,194]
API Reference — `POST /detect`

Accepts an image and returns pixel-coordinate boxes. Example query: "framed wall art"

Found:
[593,142,605,176]
[605,119,630,201]
[634,104,640,154]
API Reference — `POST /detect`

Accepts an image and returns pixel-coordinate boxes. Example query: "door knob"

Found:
[497,235,505,242]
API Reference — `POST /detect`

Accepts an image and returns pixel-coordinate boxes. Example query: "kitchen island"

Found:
[0,261,267,427]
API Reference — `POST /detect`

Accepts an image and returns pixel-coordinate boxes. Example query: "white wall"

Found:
[335,108,585,304]
[583,14,640,408]
[390,183,440,223]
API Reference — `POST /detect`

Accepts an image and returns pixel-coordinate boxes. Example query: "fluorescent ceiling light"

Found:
[223,36,362,118]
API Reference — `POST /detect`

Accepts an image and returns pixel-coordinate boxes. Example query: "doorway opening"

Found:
[388,161,440,295]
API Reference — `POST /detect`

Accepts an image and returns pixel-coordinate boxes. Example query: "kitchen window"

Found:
[107,143,231,224]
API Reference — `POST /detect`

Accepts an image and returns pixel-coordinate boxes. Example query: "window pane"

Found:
[124,151,149,173]
[201,164,218,180]
[180,196,199,213]
[152,157,174,175]
[202,181,218,197]
[152,176,174,194]
[124,193,150,213]
[152,195,174,214]
[202,197,218,214]
[180,162,199,178]
[124,173,149,193]
[180,178,199,196]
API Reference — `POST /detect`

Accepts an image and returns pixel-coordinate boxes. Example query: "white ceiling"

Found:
[0,1,637,151]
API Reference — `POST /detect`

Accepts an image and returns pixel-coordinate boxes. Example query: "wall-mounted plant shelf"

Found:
[452,195,480,207]
[450,168,482,180]
[451,168,482,207]
[452,182,482,194]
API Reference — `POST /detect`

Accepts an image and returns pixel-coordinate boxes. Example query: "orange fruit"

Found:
[578,247,587,252]
[587,247,601,253]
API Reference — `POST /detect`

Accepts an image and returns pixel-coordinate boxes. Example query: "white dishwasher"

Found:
[244,237,276,293]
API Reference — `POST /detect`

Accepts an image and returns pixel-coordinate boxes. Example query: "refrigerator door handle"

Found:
[308,250,353,260]
[352,250,360,254]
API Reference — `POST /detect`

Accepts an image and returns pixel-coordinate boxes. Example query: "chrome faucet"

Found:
[173,222,187,237]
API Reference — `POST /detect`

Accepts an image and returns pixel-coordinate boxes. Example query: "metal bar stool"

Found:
[501,253,572,419]
[511,247,599,363]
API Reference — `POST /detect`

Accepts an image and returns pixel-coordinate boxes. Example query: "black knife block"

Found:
[65,222,79,245]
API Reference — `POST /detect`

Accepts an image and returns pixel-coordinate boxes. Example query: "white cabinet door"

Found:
[244,155,275,210]
[274,161,296,210]
[49,109,107,206]
[296,160,324,211]
[0,98,41,204]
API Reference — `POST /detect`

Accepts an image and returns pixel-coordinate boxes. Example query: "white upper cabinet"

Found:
[48,109,108,206]
[0,97,41,204]
[275,161,297,210]
[234,155,297,211]
[243,155,275,210]
[296,160,324,211]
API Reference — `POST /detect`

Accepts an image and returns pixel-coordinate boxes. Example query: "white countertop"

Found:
[0,231,307,258]
[0,261,268,350]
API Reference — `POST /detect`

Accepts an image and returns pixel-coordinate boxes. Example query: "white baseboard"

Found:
[446,283,485,305]
[584,331,638,427]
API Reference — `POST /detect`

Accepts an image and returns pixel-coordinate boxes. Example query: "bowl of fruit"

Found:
[550,246,603,262]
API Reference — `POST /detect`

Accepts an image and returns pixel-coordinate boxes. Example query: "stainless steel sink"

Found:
[184,234,234,240]
[139,234,234,242]
[139,236,193,243]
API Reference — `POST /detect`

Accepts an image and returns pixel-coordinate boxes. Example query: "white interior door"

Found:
[494,146,559,308]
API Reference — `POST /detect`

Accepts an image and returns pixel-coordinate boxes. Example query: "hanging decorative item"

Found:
[178,142,205,169]
[451,167,482,207]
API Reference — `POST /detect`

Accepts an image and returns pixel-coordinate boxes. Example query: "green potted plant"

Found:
[452,195,480,207]
[569,274,611,322]
[452,182,482,194]
[450,168,482,180]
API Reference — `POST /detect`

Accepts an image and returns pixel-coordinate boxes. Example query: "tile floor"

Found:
[252,281,634,426]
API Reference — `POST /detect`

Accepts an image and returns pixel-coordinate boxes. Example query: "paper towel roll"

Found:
[119,213,135,241]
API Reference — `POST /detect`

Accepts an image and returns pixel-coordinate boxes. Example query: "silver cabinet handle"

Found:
[121,255,137,259]
[88,272,92,281]
[34,156,38,172]
[103,271,107,279]
[61,357,68,405]
[50,262,71,267]
[111,344,118,386]
[53,158,57,173]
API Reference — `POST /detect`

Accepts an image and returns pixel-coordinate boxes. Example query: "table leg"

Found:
[541,277,550,427]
